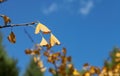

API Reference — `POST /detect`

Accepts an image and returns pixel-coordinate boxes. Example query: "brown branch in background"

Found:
[24,28,35,43]
[0,22,37,28]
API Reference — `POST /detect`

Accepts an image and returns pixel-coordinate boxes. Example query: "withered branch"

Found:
[0,21,38,28]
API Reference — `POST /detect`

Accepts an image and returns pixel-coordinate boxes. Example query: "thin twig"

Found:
[0,21,38,28]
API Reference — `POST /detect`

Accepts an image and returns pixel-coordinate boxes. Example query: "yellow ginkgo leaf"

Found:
[40,37,48,46]
[83,71,91,76]
[115,52,120,57]
[89,66,96,74]
[40,67,46,72]
[73,69,80,76]
[7,31,16,43]
[33,56,38,63]
[35,23,51,34]
[50,33,60,46]
[37,61,44,68]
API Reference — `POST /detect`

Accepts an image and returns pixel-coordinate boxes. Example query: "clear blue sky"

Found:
[1,0,120,76]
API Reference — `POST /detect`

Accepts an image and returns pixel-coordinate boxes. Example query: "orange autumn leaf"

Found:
[89,66,96,74]
[83,71,91,76]
[0,15,11,25]
[73,69,80,76]
[50,33,60,46]
[49,68,56,74]
[67,56,72,62]
[35,23,51,34]
[7,31,16,43]
[32,50,40,55]
[62,48,67,55]
[25,49,32,54]
[115,52,120,57]
[43,51,50,57]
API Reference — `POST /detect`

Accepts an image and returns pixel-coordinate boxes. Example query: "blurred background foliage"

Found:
[23,57,44,76]
[0,30,120,76]
[0,0,120,76]
[0,32,19,76]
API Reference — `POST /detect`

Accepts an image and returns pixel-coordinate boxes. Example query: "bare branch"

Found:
[0,21,38,28]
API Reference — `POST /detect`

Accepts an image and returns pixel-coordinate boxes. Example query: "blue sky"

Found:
[0,0,120,76]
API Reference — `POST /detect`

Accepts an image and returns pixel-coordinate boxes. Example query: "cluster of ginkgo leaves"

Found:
[24,22,61,73]
[1,16,120,76]
[0,15,16,43]
[24,22,120,76]
[1,1,120,76]
[81,63,120,76]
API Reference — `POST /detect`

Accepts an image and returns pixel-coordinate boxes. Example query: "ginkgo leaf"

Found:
[7,31,16,43]
[67,63,73,69]
[101,66,107,73]
[25,49,32,54]
[40,37,48,46]
[50,33,60,46]
[83,71,91,76]
[73,69,80,76]
[0,15,11,25]
[40,67,46,72]
[37,61,44,68]
[89,66,96,74]
[108,70,113,76]
[32,49,40,55]
[35,23,51,34]
[33,56,39,63]
[67,56,72,62]
[115,52,120,57]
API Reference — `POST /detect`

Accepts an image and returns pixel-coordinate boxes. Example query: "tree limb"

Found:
[0,21,38,28]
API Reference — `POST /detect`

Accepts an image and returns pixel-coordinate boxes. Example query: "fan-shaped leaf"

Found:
[83,71,91,76]
[73,69,80,76]
[50,33,60,46]
[0,15,11,25]
[7,31,16,43]
[35,23,51,34]
[25,49,32,54]
[37,61,44,68]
